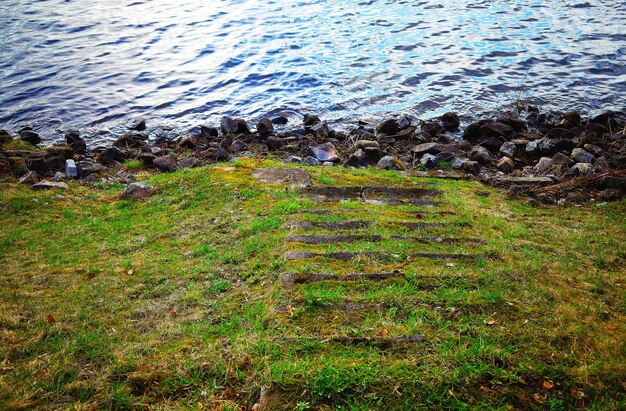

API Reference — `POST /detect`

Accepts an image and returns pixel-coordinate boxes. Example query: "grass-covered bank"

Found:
[1,159,624,410]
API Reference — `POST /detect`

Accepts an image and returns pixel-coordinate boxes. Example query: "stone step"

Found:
[280,272,476,288]
[290,221,447,231]
[273,334,425,347]
[286,234,486,245]
[283,251,497,262]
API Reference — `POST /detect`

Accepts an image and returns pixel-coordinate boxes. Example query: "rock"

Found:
[355,140,379,150]
[343,149,368,167]
[498,117,527,133]
[434,152,455,164]
[271,116,289,125]
[591,111,615,127]
[469,146,491,165]
[322,161,334,167]
[583,144,604,158]
[420,153,437,169]
[441,112,460,131]
[0,129,12,145]
[502,176,554,186]
[177,135,198,150]
[53,172,65,182]
[229,139,247,154]
[311,121,330,139]
[9,157,29,176]
[65,159,78,178]
[551,152,574,166]
[584,122,608,138]
[256,118,274,137]
[153,155,177,172]
[364,147,384,162]
[126,117,146,131]
[65,130,86,153]
[534,157,554,174]
[252,168,311,187]
[525,138,554,156]
[569,163,594,176]
[220,116,250,136]
[451,156,469,170]
[478,137,504,153]
[77,160,105,177]
[306,142,340,162]
[19,171,38,185]
[377,117,410,135]
[377,155,405,170]
[412,142,441,156]
[593,156,610,173]
[98,147,127,165]
[285,156,302,163]
[178,157,200,169]
[31,181,68,190]
[122,182,155,201]
[421,122,444,137]
[303,114,321,127]
[560,111,581,127]
[45,156,65,171]
[594,176,625,191]
[546,128,577,139]
[20,130,41,145]
[303,156,320,166]
[265,136,285,151]
[27,157,47,175]
[215,147,230,161]
[497,157,515,174]
[462,160,481,175]
[138,152,156,166]
[200,126,219,138]
[571,148,594,164]
[113,134,147,149]
[479,122,513,140]
[462,121,483,143]
[499,142,517,158]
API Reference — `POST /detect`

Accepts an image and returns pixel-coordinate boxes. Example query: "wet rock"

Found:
[19,170,38,185]
[498,117,527,133]
[200,126,219,138]
[303,114,321,127]
[77,160,105,177]
[126,116,146,131]
[66,159,78,178]
[122,182,155,201]
[271,116,289,125]
[307,142,339,162]
[462,160,481,175]
[591,111,615,127]
[377,117,410,135]
[229,139,247,153]
[421,121,444,137]
[441,112,460,131]
[479,122,513,140]
[304,156,320,166]
[256,118,274,137]
[534,157,554,174]
[31,181,68,190]
[343,149,368,167]
[559,111,581,128]
[98,147,127,165]
[412,142,441,156]
[153,155,177,172]
[462,121,484,143]
[499,142,517,158]
[569,163,594,176]
[478,137,504,153]
[355,140,379,150]
[113,134,147,149]
[420,153,437,169]
[0,129,12,145]
[220,116,250,136]
[311,121,330,139]
[377,155,405,170]
[265,136,285,151]
[19,130,41,145]
[177,135,198,150]
[497,157,515,174]
[469,146,491,164]
[64,130,87,153]
[571,148,594,164]
[178,157,200,169]
[27,157,47,175]
[547,127,577,139]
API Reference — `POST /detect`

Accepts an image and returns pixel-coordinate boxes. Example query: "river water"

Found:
[0,0,625,143]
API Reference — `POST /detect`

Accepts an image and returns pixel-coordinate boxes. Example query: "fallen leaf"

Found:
[380,329,388,337]
[543,380,554,390]
[532,393,546,404]
[287,306,295,317]
[480,385,493,392]
[12,288,16,297]
[47,314,56,325]
[485,320,496,326]
[127,269,134,275]
[571,388,586,400]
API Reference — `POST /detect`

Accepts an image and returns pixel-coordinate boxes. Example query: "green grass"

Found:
[123,159,144,169]
[0,158,624,410]
[2,139,36,151]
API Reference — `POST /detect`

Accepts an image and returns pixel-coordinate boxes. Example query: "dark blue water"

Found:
[0,0,625,144]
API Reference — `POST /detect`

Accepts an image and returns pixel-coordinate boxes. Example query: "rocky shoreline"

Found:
[1,107,625,204]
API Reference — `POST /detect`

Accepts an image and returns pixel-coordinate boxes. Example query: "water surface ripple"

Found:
[0,0,625,143]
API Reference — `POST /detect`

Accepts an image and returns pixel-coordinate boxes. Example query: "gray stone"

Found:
[311,121,330,139]
[304,156,320,166]
[593,156,610,173]
[355,140,380,150]
[451,156,469,170]
[53,172,65,182]
[178,157,200,169]
[343,149,368,167]
[229,139,247,153]
[307,142,339,162]
[265,136,285,150]
[534,157,554,174]
[462,160,481,175]
[497,157,515,174]
[256,118,274,137]
[77,160,105,177]
[583,144,604,157]
[125,116,146,131]
[571,148,594,164]
[412,142,442,156]
[323,161,334,167]
[65,130,86,153]
[434,152,455,164]
[500,176,553,186]
[220,116,249,136]
[31,181,68,190]
[122,182,155,201]
[569,162,594,176]
[469,146,491,164]
[420,153,437,168]
[552,152,574,166]
[285,156,302,163]
[303,113,321,127]
[19,171,38,185]
[65,159,78,178]
[376,155,404,170]
[499,142,517,158]
[252,168,310,187]
[153,155,177,172]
